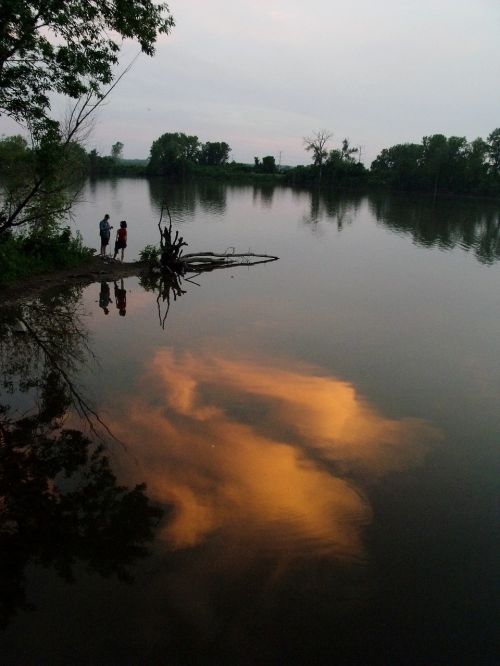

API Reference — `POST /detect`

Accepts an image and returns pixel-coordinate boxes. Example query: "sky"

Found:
[2,0,500,165]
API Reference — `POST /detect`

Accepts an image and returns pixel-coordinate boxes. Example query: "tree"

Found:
[0,128,89,235]
[486,128,500,172]
[0,0,174,136]
[303,130,332,182]
[111,141,124,162]
[0,135,32,187]
[199,141,231,166]
[88,148,100,175]
[147,133,200,176]
[319,143,367,188]
[370,143,423,190]
[0,135,29,167]
[327,149,343,167]
[465,137,489,191]
[252,155,277,174]
[341,138,358,162]
[369,134,497,195]
[420,134,450,195]
[261,155,276,174]
[0,2,175,236]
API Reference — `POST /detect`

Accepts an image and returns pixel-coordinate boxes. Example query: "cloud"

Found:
[111,349,439,565]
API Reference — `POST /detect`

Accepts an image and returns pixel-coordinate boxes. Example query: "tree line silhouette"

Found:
[79,127,500,196]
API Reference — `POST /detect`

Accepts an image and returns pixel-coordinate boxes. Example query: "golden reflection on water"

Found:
[112,350,438,563]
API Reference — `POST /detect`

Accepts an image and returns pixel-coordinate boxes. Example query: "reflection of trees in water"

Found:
[252,184,275,208]
[369,193,500,264]
[1,286,88,398]
[0,289,164,628]
[197,181,227,215]
[301,189,364,229]
[295,189,500,264]
[148,179,228,219]
[148,178,197,220]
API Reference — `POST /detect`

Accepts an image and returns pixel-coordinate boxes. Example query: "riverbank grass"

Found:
[0,228,94,287]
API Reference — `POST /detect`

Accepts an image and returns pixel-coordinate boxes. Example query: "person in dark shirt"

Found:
[99,214,112,257]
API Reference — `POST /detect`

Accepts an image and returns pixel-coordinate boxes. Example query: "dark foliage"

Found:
[370,131,500,195]
[0,227,93,287]
[0,294,165,627]
[0,0,174,135]
[147,132,201,178]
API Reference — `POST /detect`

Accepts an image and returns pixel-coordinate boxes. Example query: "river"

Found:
[1,179,499,664]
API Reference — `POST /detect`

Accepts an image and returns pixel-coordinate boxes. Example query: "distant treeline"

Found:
[84,133,281,180]
[3,129,500,197]
[284,130,500,196]
[88,141,149,176]
[145,132,282,180]
[138,128,500,196]
[369,130,500,196]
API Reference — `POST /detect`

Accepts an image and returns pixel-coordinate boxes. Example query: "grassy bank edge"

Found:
[0,253,147,306]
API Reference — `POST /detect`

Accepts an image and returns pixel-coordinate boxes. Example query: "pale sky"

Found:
[2,0,500,165]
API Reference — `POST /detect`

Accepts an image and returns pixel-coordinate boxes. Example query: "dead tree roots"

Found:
[156,203,278,275]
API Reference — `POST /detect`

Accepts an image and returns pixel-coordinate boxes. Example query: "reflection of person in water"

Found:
[114,278,127,316]
[99,281,112,315]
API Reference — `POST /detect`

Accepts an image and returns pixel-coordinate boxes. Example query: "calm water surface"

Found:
[1,180,499,664]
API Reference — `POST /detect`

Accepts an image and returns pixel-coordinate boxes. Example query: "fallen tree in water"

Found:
[178,251,279,271]
[150,204,278,274]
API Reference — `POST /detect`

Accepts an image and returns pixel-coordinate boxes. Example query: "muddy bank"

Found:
[0,256,147,305]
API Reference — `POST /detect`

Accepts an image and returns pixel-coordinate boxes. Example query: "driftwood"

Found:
[180,251,278,272]
[156,202,278,274]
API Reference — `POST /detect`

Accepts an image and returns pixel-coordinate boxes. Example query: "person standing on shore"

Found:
[99,214,113,257]
[113,220,128,262]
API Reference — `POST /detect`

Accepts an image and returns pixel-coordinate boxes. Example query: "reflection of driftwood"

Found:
[140,270,200,330]
[156,201,278,274]
[155,272,186,329]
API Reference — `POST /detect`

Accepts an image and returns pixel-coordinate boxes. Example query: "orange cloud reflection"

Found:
[112,350,438,563]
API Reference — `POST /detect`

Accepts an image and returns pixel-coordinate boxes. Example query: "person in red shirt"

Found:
[113,220,128,261]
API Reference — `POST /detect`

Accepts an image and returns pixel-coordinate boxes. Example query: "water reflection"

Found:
[140,271,188,329]
[0,291,164,628]
[370,193,500,264]
[1,286,89,401]
[148,179,197,221]
[252,183,275,208]
[198,181,227,215]
[99,280,112,315]
[148,179,228,220]
[301,189,364,229]
[110,350,438,563]
[114,278,127,316]
[294,188,500,263]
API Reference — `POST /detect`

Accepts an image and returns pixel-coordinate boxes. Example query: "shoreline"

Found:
[0,256,147,305]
